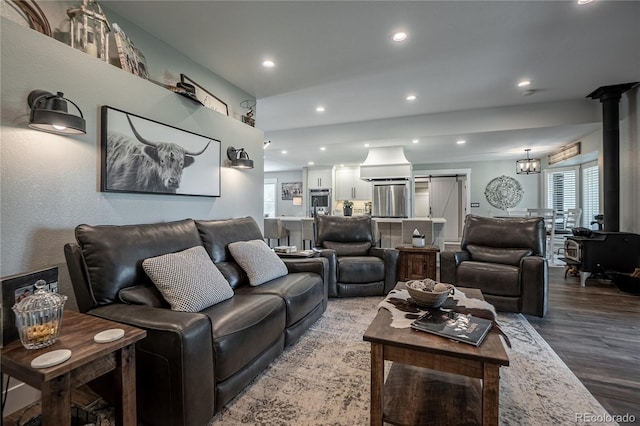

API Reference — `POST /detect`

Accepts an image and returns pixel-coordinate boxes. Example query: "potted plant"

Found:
[343,200,353,216]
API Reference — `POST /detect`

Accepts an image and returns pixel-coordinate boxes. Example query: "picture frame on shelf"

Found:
[101,106,221,197]
[180,74,229,116]
[112,23,148,79]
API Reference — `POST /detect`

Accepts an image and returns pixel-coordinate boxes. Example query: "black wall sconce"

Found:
[28,90,86,135]
[227,146,254,169]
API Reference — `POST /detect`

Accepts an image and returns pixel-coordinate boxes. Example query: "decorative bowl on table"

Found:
[405,279,455,308]
[12,280,67,349]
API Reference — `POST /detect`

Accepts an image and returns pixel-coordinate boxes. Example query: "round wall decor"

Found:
[484,175,523,210]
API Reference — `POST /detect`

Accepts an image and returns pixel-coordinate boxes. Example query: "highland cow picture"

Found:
[101,106,221,197]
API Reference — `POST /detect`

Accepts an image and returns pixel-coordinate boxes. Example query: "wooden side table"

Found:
[2,310,146,425]
[396,244,440,281]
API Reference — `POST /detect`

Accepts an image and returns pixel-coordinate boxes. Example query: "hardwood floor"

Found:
[525,266,640,423]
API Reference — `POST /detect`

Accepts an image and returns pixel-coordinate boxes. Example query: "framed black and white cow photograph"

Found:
[101,106,221,197]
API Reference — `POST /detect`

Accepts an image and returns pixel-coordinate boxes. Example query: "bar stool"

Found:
[264,218,290,248]
[301,218,314,249]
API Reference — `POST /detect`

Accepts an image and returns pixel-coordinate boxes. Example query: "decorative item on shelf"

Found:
[548,141,581,165]
[484,175,523,210]
[180,74,228,115]
[240,99,257,127]
[27,90,86,135]
[112,23,148,78]
[516,149,541,174]
[227,146,254,169]
[10,0,52,37]
[343,200,353,216]
[12,280,67,349]
[67,0,110,61]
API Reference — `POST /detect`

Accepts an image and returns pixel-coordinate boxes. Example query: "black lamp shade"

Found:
[28,90,86,135]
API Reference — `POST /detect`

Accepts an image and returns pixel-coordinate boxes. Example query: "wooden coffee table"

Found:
[363,285,509,426]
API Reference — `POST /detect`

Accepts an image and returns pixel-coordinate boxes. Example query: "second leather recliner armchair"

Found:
[314,215,399,297]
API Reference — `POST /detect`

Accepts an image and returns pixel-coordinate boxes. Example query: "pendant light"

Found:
[516,149,541,175]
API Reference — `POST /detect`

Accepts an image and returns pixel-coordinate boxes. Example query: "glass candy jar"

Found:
[12,280,67,349]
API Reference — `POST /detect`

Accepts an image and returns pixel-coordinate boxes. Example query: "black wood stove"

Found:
[562,232,640,287]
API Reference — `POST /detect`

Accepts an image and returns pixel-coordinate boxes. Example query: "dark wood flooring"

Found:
[525,267,640,423]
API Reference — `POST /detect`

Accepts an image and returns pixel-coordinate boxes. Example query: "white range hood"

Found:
[359,146,412,180]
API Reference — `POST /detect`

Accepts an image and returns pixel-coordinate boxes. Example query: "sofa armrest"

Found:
[520,256,548,317]
[282,257,329,302]
[87,304,215,426]
[439,250,471,284]
[370,247,400,294]
[315,249,338,297]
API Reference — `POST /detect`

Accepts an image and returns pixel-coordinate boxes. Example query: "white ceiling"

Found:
[103,1,640,171]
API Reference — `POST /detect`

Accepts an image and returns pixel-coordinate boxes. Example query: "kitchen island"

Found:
[268,216,446,252]
[372,217,446,252]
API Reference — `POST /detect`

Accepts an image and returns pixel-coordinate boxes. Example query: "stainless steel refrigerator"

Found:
[372,183,408,218]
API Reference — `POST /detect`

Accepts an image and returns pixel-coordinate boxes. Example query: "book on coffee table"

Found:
[411,309,492,346]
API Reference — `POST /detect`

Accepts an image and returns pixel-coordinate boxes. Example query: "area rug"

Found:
[84,297,615,426]
[210,297,616,426]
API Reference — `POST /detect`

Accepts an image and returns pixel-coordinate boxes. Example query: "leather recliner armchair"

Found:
[440,214,549,317]
[314,215,399,297]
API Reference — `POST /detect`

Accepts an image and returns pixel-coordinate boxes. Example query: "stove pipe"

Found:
[586,82,638,232]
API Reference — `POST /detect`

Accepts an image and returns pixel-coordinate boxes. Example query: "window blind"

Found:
[545,169,577,231]
[582,164,600,228]
[264,182,277,218]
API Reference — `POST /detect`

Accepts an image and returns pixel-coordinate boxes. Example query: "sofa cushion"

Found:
[195,217,264,263]
[337,256,385,283]
[201,293,285,382]
[457,261,521,297]
[235,272,324,327]
[214,261,249,290]
[323,241,371,256]
[75,219,202,305]
[466,245,532,266]
[143,246,234,312]
[228,239,288,286]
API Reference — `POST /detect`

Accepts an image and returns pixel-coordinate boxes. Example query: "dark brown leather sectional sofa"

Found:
[64,216,328,426]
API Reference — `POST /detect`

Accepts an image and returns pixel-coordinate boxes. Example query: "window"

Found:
[544,168,577,231]
[264,179,277,218]
[582,163,599,228]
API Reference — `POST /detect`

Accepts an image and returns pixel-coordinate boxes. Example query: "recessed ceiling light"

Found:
[340,164,344,167]
[457,139,466,145]
[316,106,325,113]
[412,139,419,144]
[364,143,370,147]
[518,80,532,87]
[262,60,275,68]
[308,161,314,165]
[320,146,326,151]
[406,94,417,101]
[281,150,287,154]
[577,0,595,4]
[392,32,408,42]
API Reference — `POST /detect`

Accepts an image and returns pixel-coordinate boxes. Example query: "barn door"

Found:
[428,177,459,241]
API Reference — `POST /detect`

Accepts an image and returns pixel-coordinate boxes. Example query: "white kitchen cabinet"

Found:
[335,167,371,200]
[307,168,333,189]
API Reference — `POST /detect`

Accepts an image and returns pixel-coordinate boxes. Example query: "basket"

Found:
[405,280,454,308]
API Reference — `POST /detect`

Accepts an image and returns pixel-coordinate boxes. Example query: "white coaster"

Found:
[31,349,72,369]
[94,328,125,343]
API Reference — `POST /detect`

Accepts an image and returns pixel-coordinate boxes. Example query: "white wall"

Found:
[1,19,264,310]
[413,160,540,219]
[265,171,306,217]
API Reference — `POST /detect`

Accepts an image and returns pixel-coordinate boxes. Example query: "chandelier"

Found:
[516,149,541,175]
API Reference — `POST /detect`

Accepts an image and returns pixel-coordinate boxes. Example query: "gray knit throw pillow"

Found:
[142,246,234,312]
[228,239,288,286]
